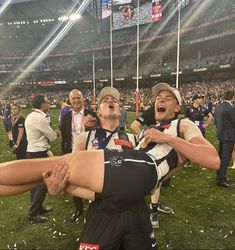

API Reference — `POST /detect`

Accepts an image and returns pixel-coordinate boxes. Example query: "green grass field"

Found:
[0,109,234,250]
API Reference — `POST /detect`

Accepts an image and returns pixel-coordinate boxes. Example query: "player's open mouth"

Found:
[157,107,166,113]
[109,104,115,110]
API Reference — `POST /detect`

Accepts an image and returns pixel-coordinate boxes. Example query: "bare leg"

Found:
[232,145,235,168]
[151,185,161,204]
[66,185,95,201]
[0,182,42,196]
[0,150,105,195]
[7,131,13,141]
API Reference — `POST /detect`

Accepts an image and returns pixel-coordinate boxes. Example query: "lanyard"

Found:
[99,129,118,149]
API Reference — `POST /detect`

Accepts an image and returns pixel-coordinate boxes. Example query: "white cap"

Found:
[99,87,120,104]
[152,82,182,106]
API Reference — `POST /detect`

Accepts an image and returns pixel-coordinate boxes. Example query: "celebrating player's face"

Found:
[99,96,120,120]
[154,90,180,121]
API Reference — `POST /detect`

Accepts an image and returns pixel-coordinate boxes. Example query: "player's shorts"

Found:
[3,123,12,132]
[97,149,157,212]
[77,199,157,250]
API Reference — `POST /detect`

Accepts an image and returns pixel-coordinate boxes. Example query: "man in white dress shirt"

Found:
[25,94,57,223]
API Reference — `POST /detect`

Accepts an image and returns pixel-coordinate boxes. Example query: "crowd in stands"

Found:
[0,79,234,112]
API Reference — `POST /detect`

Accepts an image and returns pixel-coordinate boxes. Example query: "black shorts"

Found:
[98,149,157,212]
[4,123,12,132]
[77,200,157,250]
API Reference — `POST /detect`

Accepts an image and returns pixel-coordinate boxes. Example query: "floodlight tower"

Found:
[110,3,113,87]
[92,53,96,111]
[176,0,181,89]
[136,0,140,115]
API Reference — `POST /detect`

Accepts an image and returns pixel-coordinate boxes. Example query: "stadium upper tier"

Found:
[0,0,234,58]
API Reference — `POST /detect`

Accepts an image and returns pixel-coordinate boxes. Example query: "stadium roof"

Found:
[0,0,98,20]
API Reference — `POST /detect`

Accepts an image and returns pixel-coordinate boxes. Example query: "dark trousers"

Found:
[27,150,48,217]
[16,145,27,160]
[216,140,234,183]
[73,197,84,213]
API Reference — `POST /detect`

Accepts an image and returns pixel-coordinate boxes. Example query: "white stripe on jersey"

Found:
[104,159,155,165]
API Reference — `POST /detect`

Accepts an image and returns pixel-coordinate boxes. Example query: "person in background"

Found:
[25,94,57,223]
[185,95,213,137]
[10,104,27,160]
[60,89,99,222]
[214,90,235,188]
[59,99,71,129]
[0,99,13,147]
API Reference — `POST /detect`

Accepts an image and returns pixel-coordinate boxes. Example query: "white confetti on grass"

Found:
[21,240,27,246]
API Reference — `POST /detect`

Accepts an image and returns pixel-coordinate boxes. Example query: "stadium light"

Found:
[115,78,125,81]
[70,13,81,20]
[58,16,69,21]
[133,76,142,80]
[220,64,230,69]
[171,71,182,75]
[193,68,207,72]
[150,74,161,77]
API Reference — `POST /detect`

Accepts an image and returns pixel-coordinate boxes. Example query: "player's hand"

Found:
[42,161,70,195]
[176,151,187,168]
[11,144,18,154]
[55,129,61,137]
[202,123,209,129]
[84,114,98,129]
[143,128,170,146]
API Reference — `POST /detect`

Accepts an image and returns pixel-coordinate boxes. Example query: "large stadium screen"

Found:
[101,0,163,30]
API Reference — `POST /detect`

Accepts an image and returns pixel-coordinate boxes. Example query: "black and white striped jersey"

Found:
[136,118,181,182]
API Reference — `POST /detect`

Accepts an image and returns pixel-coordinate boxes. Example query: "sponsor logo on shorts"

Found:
[78,242,100,250]
[110,156,124,167]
